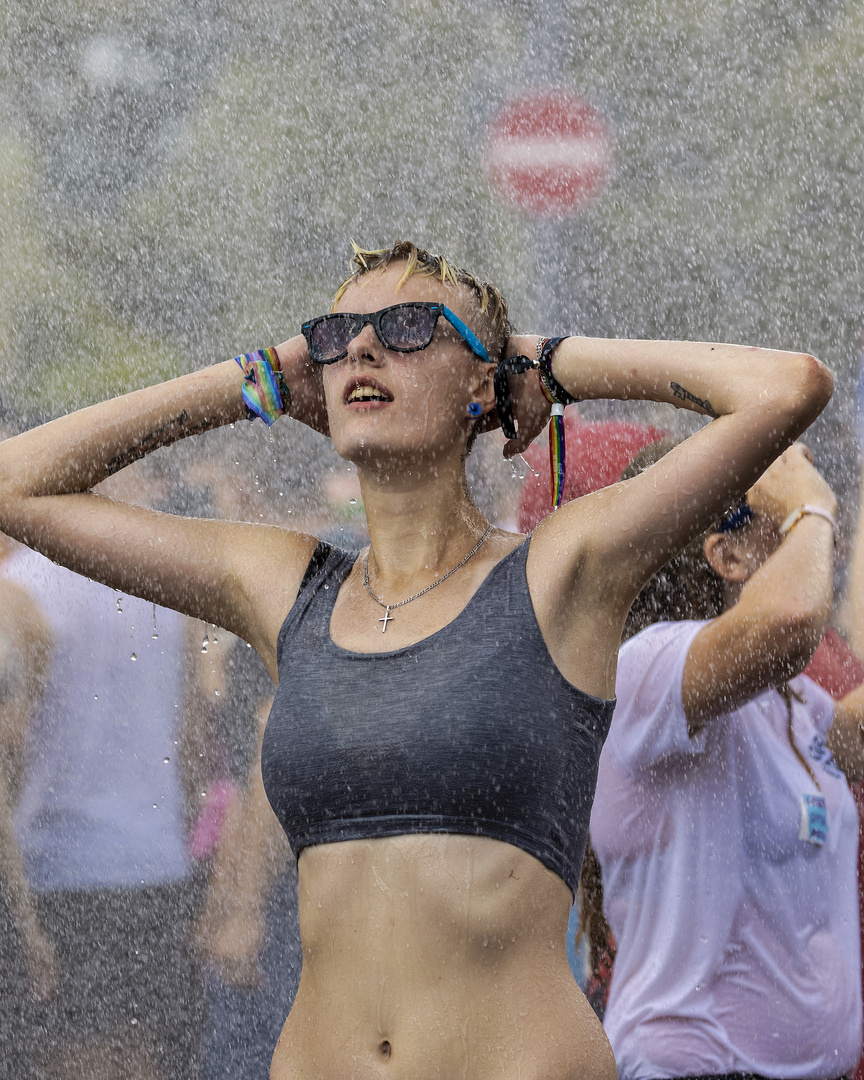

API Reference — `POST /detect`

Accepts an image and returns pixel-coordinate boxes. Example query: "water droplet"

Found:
[152,803,158,809]
[163,756,170,764]
[214,689,220,696]
[200,791,207,798]
[93,694,98,700]
[116,598,123,613]
[201,630,209,654]
[130,652,137,661]
[131,1018,138,1026]
[349,498,357,505]
[152,632,159,639]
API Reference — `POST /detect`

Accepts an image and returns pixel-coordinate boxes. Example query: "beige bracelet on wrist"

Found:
[779,505,837,542]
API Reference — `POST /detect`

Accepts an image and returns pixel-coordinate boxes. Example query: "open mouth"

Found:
[344,379,393,405]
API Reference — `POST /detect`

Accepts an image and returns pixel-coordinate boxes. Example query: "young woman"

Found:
[586,442,863,1080]
[0,241,832,1080]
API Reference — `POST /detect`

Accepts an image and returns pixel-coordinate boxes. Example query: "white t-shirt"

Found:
[2,547,191,891]
[591,620,862,1080]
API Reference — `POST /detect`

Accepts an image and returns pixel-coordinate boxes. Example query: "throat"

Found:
[362,525,496,633]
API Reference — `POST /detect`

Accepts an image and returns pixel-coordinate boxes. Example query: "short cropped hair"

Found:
[333,240,512,364]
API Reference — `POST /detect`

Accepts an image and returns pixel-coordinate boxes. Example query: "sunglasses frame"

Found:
[302,302,490,365]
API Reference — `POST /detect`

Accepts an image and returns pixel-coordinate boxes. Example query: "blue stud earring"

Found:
[467,402,483,417]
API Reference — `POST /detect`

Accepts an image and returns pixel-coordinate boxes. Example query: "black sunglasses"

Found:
[301,302,490,365]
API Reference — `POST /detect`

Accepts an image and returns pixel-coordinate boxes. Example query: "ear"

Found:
[703,532,750,584]
[471,363,497,415]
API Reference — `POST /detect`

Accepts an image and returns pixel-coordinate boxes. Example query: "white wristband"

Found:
[779,505,837,542]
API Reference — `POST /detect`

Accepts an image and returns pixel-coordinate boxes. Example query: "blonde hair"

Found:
[332,240,512,363]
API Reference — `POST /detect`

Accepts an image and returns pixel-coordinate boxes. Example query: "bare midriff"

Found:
[270,833,616,1080]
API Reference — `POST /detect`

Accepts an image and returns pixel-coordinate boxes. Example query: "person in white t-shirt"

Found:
[588,442,864,1080]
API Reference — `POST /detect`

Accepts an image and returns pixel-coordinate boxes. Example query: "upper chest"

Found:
[324,543,620,699]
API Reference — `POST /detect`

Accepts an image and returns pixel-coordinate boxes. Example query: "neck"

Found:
[722,579,744,611]
[358,459,489,588]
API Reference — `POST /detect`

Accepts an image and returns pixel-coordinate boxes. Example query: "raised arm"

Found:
[508,335,832,606]
[681,446,836,734]
[828,684,864,783]
[0,338,325,670]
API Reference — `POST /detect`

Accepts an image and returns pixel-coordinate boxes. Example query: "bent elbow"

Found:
[800,352,833,410]
[778,352,833,426]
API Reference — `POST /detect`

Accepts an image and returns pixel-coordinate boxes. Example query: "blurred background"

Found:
[3,3,864,1077]
[2,0,863,524]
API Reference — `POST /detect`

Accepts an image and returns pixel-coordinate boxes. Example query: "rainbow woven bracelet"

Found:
[233,348,289,426]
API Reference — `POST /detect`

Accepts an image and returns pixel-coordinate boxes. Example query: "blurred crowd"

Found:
[2,408,864,1080]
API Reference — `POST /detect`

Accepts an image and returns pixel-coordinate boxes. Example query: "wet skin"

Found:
[0,255,829,1080]
[265,515,619,1080]
[268,270,616,1079]
[272,835,615,1080]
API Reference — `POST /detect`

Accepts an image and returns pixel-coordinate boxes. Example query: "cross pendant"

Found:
[379,606,394,633]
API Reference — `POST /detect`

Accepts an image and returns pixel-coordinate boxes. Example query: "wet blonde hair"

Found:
[332,240,512,363]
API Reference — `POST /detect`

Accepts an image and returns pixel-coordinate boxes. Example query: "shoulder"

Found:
[618,620,706,680]
[607,620,712,772]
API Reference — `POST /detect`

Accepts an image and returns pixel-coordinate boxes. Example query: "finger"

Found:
[476,409,501,435]
[504,436,538,459]
[510,428,542,455]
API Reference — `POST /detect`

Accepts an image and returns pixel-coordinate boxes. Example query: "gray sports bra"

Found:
[261,538,614,894]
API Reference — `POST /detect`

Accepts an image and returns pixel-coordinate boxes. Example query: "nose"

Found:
[346,322,385,366]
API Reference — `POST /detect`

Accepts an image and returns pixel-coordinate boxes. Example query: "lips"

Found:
[343,377,394,405]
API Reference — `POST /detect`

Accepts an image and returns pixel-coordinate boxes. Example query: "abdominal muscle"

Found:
[270,834,616,1080]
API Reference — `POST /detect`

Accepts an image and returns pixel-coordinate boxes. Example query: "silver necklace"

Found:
[363,524,494,633]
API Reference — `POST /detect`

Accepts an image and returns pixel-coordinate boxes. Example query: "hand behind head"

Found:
[746,443,836,528]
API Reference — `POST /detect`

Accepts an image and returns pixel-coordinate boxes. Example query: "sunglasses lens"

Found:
[310,315,355,362]
[379,305,437,350]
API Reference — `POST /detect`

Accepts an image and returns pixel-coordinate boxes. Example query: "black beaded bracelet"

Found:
[538,337,579,406]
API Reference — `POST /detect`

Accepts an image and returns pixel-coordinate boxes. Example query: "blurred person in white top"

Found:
[587,443,864,1080]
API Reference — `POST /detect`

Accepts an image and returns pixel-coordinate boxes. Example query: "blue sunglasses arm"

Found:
[441,307,491,363]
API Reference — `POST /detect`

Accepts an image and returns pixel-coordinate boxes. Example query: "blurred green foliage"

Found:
[0,0,862,497]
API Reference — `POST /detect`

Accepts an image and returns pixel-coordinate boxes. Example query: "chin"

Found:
[331,430,397,468]
[330,412,466,473]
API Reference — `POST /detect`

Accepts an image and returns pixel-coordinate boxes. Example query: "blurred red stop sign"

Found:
[487,90,612,216]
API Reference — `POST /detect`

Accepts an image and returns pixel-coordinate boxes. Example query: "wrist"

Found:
[274,335,310,377]
[779,504,838,542]
[537,337,578,408]
[272,336,329,436]
[233,349,290,426]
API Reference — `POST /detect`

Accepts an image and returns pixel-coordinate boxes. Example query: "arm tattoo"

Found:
[105,411,218,476]
[670,382,718,418]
